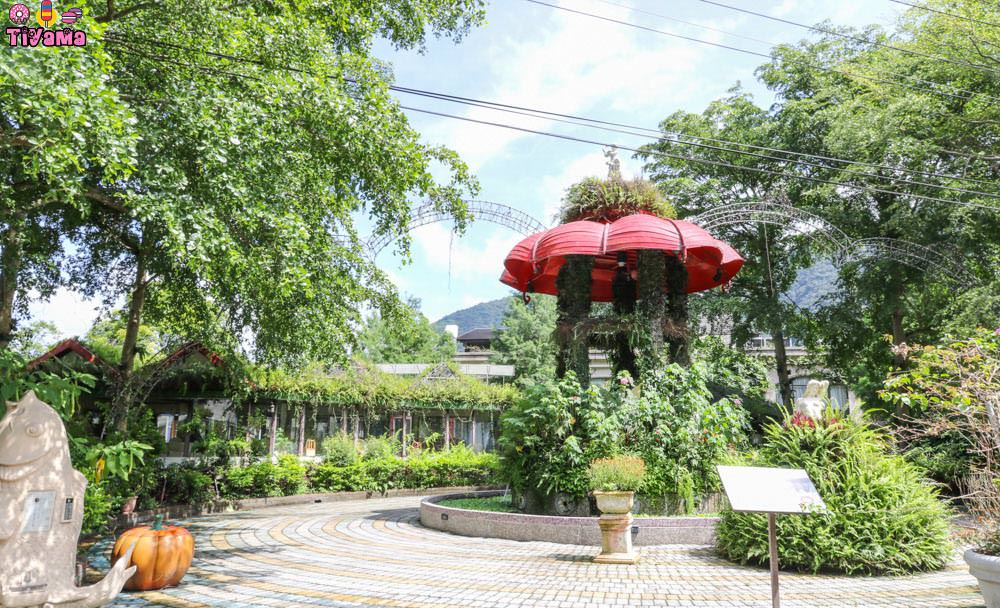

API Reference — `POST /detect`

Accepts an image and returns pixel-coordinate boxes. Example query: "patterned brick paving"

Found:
[96,495,986,608]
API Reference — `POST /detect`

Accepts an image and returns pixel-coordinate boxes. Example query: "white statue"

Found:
[0,391,136,608]
[794,380,829,420]
[603,145,622,180]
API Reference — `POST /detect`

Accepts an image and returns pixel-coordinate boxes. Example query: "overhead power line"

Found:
[525,0,999,104]
[693,0,1000,76]
[102,31,1000,195]
[398,107,999,212]
[888,0,1000,29]
[395,87,1000,200]
[99,36,999,213]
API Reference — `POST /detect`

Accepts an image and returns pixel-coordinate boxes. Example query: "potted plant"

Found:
[589,455,646,512]
[588,455,646,564]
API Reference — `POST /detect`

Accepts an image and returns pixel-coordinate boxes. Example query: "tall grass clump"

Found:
[559,177,674,223]
[716,413,951,575]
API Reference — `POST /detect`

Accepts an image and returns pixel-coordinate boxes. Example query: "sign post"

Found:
[716,465,827,608]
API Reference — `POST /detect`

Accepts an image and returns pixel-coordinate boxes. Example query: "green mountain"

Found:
[434,297,512,332]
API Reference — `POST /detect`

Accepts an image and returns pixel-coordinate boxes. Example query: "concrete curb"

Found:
[420,491,718,546]
[116,485,500,528]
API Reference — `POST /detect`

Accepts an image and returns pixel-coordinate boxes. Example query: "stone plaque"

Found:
[22,491,55,534]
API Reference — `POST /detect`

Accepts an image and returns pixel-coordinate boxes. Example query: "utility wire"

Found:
[587,0,780,48]
[102,31,1000,194]
[394,106,999,212]
[525,0,997,105]
[692,0,1000,76]
[100,39,1000,212]
[888,0,1000,29]
[394,86,1000,200]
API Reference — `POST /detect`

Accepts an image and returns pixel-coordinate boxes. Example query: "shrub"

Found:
[308,462,372,492]
[81,473,114,536]
[219,455,306,498]
[306,446,499,494]
[361,434,400,461]
[883,329,1000,554]
[158,465,216,505]
[497,374,621,506]
[588,456,646,492]
[620,363,749,505]
[322,432,359,466]
[715,413,951,575]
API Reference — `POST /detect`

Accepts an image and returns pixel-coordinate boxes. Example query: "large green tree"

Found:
[639,91,815,407]
[3,0,485,426]
[754,2,999,400]
[356,297,455,364]
[491,294,557,386]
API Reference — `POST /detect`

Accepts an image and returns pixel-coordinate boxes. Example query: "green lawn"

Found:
[438,495,520,513]
[437,495,718,517]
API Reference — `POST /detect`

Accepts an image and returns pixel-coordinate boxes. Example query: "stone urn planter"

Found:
[966,549,1000,608]
[593,491,637,564]
[593,490,634,515]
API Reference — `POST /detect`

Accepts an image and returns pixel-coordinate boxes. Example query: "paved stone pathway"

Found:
[96,495,985,608]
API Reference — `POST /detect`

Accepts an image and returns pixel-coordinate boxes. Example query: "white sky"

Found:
[29,0,906,337]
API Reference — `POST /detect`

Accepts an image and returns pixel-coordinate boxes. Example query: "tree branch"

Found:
[84,187,127,213]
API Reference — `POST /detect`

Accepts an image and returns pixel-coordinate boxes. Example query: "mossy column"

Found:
[555,254,594,387]
[665,255,690,366]
[636,249,666,367]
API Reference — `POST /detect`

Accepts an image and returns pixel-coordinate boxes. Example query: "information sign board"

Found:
[717,465,826,514]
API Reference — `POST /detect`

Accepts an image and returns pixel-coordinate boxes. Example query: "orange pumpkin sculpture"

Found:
[111,515,194,591]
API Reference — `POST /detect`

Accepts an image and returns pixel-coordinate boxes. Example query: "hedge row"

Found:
[159,450,500,505]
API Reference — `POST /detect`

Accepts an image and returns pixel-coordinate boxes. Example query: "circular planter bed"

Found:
[420,491,718,546]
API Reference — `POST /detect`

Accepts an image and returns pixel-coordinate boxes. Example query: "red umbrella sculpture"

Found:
[500,212,744,383]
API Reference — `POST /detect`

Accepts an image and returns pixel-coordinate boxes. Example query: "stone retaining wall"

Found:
[420,491,717,546]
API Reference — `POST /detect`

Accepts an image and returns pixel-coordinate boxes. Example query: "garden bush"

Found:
[497,373,621,511]
[219,455,306,498]
[158,464,216,505]
[619,363,748,514]
[308,446,498,494]
[322,432,360,466]
[716,413,951,575]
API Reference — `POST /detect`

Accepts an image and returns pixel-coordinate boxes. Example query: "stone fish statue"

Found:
[794,379,829,420]
[0,391,136,608]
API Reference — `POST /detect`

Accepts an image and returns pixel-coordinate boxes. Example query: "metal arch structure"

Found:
[365,200,547,257]
[843,238,975,285]
[690,201,974,285]
[691,202,852,256]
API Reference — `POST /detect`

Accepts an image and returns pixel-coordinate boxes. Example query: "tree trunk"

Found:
[119,247,148,375]
[554,254,594,386]
[296,406,307,456]
[665,255,690,366]
[637,250,666,370]
[0,220,23,350]
[771,328,793,409]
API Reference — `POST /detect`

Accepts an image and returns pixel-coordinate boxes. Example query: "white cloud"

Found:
[410,222,524,281]
[414,0,707,170]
